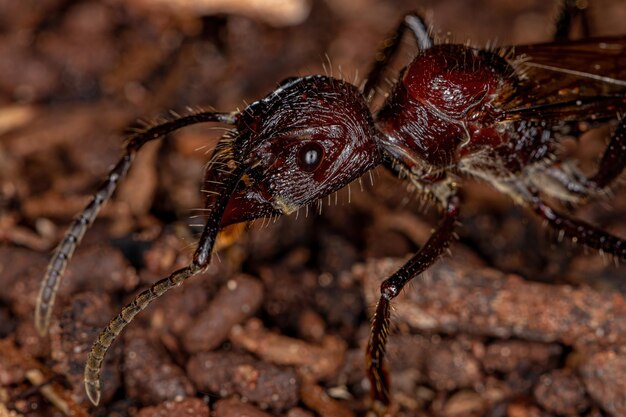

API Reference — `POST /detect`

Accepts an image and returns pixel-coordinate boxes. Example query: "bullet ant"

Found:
[36,1,625,415]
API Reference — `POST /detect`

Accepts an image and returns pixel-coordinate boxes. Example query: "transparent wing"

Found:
[497,37,626,123]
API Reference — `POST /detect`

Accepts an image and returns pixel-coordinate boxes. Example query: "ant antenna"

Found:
[35,111,238,336]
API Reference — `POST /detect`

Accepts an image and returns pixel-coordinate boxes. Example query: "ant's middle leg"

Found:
[366,189,460,415]
[363,12,432,101]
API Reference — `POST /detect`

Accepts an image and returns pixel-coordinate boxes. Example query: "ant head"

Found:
[215,75,382,226]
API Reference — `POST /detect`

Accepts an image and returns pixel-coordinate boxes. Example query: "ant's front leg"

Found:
[366,189,460,416]
[35,111,237,335]
[83,155,244,406]
[363,12,432,101]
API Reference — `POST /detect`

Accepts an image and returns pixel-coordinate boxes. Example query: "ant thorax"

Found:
[376,44,516,169]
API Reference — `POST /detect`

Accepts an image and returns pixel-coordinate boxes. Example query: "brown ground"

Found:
[1,0,626,416]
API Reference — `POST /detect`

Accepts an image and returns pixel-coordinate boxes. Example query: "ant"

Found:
[36,1,625,415]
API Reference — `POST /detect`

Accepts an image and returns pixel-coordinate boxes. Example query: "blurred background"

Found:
[1,0,626,416]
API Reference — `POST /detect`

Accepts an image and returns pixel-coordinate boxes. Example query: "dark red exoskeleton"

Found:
[36,2,626,414]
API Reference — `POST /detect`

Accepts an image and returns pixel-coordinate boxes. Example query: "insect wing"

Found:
[499,37,626,123]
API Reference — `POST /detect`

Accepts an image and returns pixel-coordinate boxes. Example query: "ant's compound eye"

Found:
[297,142,325,172]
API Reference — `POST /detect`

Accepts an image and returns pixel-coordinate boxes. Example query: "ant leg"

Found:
[589,116,626,189]
[363,12,432,101]
[531,192,626,260]
[542,117,626,193]
[83,162,244,405]
[459,151,626,258]
[501,101,626,193]
[554,0,590,41]
[35,111,237,335]
[366,192,460,414]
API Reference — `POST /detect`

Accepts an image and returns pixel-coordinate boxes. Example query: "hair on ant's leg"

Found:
[35,111,237,336]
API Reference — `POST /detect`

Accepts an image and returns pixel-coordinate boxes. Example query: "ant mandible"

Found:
[36,1,626,415]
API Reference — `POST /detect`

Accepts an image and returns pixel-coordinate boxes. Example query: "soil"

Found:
[1,0,626,416]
